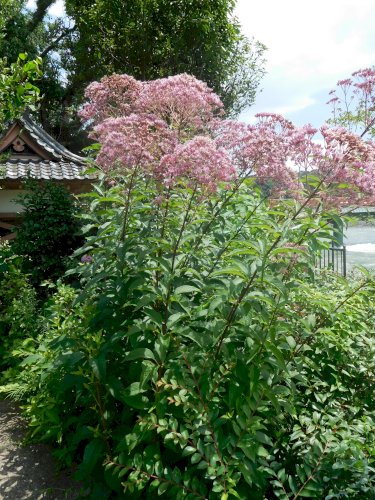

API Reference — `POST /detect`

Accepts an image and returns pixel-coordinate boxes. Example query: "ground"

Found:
[0,400,79,499]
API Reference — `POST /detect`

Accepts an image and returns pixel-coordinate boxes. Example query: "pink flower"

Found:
[337,78,352,86]
[79,74,142,125]
[158,136,237,192]
[137,74,224,135]
[93,114,177,174]
[80,72,375,205]
[81,254,93,263]
[327,68,375,137]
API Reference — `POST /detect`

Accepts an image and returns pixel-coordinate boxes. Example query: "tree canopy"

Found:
[65,0,266,115]
[0,0,266,149]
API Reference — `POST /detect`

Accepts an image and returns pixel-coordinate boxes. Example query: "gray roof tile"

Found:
[0,114,97,181]
[20,114,86,164]
[0,160,94,180]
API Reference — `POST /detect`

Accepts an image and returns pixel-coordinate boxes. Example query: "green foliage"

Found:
[0,53,41,130]
[13,180,83,288]
[8,176,375,498]
[65,0,266,117]
[0,0,21,34]
[0,243,39,379]
[0,1,81,147]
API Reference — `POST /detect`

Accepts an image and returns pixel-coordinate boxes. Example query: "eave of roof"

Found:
[1,160,95,181]
[0,113,96,181]
[18,113,86,164]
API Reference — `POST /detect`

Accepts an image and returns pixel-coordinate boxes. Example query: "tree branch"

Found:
[26,0,55,34]
[39,25,76,58]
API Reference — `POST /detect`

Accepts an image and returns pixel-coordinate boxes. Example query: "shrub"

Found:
[11,180,375,499]
[13,180,83,288]
[0,243,39,380]
[8,72,375,498]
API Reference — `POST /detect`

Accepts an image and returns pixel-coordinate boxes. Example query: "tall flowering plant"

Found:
[81,72,375,209]
[327,68,375,138]
[17,73,375,498]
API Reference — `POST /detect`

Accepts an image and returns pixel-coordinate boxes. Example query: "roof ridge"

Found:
[19,114,87,165]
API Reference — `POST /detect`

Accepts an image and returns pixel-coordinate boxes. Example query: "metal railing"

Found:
[317,246,347,277]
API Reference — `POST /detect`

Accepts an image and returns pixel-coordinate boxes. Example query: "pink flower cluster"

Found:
[138,74,224,134]
[81,73,233,191]
[319,125,375,200]
[94,114,177,174]
[80,72,375,200]
[79,74,142,124]
[327,67,375,137]
[158,136,237,191]
[80,73,223,134]
[212,113,375,200]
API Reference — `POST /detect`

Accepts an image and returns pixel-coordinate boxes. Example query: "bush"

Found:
[0,243,39,381]
[7,71,375,498]
[10,179,375,499]
[13,180,83,288]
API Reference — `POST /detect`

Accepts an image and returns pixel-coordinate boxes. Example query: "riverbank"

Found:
[347,218,375,227]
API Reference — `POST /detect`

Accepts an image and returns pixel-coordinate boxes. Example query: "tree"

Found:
[1,0,266,150]
[65,0,266,116]
[0,1,76,142]
[0,54,41,130]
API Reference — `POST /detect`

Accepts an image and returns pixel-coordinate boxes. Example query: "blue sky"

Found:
[27,0,375,129]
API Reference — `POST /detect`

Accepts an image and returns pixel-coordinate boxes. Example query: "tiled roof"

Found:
[18,113,86,164]
[1,160,93,180]
[0,113,96,181]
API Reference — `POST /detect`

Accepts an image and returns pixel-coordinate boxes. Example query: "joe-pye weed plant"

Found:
[11,73,375,498]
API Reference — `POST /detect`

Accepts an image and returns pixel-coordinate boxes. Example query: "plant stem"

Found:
[162,186,197,335]
[120,169,138,242]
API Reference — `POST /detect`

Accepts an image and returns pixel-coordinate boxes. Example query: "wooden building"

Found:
[0,114,94,241]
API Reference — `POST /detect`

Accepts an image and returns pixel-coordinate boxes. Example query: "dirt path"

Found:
[0,400,79,499]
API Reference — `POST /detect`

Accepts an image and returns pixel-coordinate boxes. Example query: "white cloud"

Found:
[25,0,65,17]
[265,96,316,116]
[235,0,375,126]
[25,0,36,9]
[48,0,65,17]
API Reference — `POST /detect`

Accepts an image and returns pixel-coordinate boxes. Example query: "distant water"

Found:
[344,226,375,269]
[344,226,375,245]
[346,243,375,253]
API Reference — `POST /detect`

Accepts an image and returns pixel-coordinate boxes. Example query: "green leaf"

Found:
[90,352,106,381]
[182,446,196,457]
[191,453,201,464]
[154,335,170,363]
[174,285,200,294]
[285,335,296,349]
[297,484,321,497]
[79,439,105,475]
[123,348,156,362]
[123,382,149,409]
[158,482,169,495]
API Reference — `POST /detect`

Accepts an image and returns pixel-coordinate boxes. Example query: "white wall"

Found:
[0,190,26,213]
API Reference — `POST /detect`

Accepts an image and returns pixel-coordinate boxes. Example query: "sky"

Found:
[235,0,375,128]
[26,0,64,18]
[26,0,375,129]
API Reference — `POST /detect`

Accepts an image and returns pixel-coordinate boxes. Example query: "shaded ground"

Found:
[0,400,80,499]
